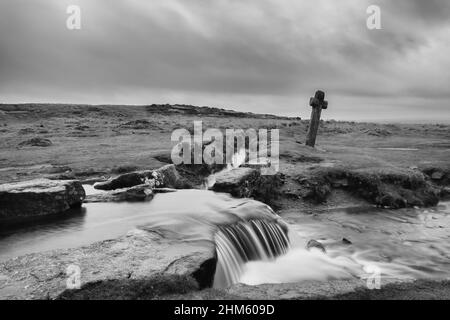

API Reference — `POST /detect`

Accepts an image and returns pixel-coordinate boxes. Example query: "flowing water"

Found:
[0,186,449,288]
[241,202,450,285]
[214,219,290,287]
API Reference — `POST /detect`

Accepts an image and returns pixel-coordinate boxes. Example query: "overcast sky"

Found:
[1,0,449,121]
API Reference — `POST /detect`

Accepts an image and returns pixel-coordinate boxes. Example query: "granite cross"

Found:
[306,90,328,148]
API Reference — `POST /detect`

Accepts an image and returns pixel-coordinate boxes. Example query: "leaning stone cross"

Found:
[305,90,328,148]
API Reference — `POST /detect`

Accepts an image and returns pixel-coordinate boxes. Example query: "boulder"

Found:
[212,168,283,205]
[84,185,154,203]
[0,179,85,221]
[212,168,259,198]
[157,164,189,189]
[93,170,152,190]
[94,164,189,191]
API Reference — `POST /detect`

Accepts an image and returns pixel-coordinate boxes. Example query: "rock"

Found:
[297,167,441,208]
[93,171,151,190]
[212,168,283,205]
[212,168,259,198]
[84,185,154,203]
[431,171,444,180]
[94,164,189,191]
[157,164,189,189]
[342,238,352,245]
[0,229,216,299]
[306,239,326,253]
[0,179,85,221]
[18,137,52,147]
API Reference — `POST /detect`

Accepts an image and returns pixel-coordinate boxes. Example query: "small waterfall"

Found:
[227,148,247,170]
[213,219,290,288]
[202,148,246,190]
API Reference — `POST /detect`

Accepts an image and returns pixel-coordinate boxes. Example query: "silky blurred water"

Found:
[241,202,450,285]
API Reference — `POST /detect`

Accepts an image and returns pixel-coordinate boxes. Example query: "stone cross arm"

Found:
[309,90,328,110]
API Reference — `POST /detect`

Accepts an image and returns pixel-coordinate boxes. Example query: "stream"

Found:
[0,186,449,287]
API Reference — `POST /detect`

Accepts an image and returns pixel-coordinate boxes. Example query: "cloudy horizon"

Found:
[1,0,449,122]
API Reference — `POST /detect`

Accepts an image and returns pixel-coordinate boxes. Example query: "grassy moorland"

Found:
[0,103,449,211]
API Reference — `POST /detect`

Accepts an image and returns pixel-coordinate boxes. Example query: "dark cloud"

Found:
[387,0,450,24]
[0,0,449,121]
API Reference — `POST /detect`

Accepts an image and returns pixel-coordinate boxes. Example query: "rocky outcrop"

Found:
[93,164,190,191]
[0,229,216,300]
[293,167,440,208]
[211,168,283,205]
[84,185,154,203]
[0,179,85,221]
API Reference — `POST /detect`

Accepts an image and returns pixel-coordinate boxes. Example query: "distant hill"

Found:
[0,103,299,120]
[145,104,297,119]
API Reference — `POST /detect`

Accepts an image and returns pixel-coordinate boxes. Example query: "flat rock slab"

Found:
[0,229,216,300]
[0,179,85,221]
